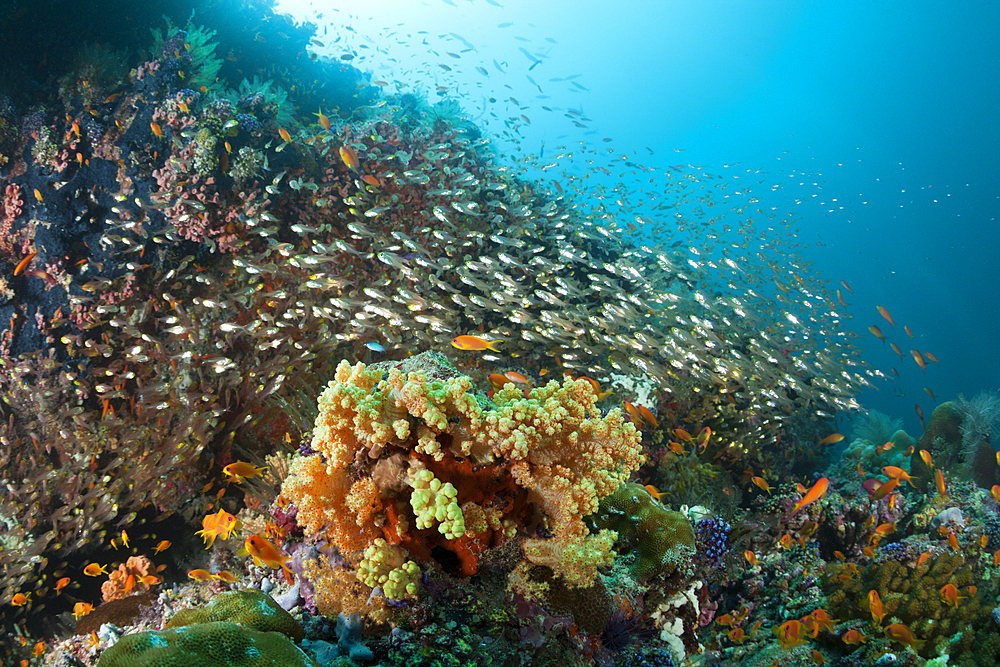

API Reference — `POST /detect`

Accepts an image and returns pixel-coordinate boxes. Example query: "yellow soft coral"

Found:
[357,538,421,600]
[408,461,466,540]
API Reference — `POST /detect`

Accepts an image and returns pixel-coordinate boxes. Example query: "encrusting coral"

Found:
[281,353,643,620]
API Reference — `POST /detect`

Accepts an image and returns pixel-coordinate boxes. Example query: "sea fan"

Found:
[852,409,902,445]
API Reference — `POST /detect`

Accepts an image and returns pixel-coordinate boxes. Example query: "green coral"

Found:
[151,17,223,91]
[585,482,695,582]
[31,126,61,168]
[192,128,218,177]
[910,402,965,492]
[408,465,465,539]
[824,553,998,662]
[166,589,304,642]
[95,622,319,667]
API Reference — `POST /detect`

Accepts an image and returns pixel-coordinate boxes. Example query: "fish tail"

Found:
[486,340,503,352]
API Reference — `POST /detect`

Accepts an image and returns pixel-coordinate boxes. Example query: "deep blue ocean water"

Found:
[280,0,1000,436]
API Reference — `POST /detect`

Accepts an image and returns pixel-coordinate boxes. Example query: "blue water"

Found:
[279,0,1000,435]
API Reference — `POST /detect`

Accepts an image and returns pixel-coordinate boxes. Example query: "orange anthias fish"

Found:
[13,250,39,276]
[644,484,666,502]
[910,349,927,372]
[919,449,934,468]
[54,577,71,593]
[940,583,966,607]
[696,426,712,451]
[505,371,530,384]
[244,534,294,583]
[637,405,658,429]
[314,108,332,131]
[805,609,838,635]
[278,128,292,142]
[727,627,747,644]
[622,400,642,426]
[83,563,108,577]
[868,325,887,344]
[11,593,29,606]
[752,476,774,495]
[792,477,829,515]
[916,403,926,430]
[774,620,808,650]
[874,522,896,536]
[150,122,164,138]
[487,373,514,390]
[196,509,238,548]
[925,351,940,364]
[868,590,885,624]
[935,469,948,498]
[819,433,844,446]
[188,569,215,582]
[876,305,895,327]
[889,342,904,358]
[153,539,171,554]
[339,145,359,171]
[904,324,914,337]
[744,550,758,567]
[871,477,899,501]
[883,623,925,651]
[361,174,381,188]
[842,629,868,645]
[223,462,267,482]
[451,335,502,352]
[882,466,915,486]
[72,602,93,620]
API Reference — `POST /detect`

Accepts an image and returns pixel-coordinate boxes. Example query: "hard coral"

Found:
[824,553,998,660]
[95,621,319,667]
[166,589,304,642]
[585,482,695,583]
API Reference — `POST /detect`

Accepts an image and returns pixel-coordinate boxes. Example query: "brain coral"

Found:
[95,621,319,667]
[282,354,643,610]
[166,589,304,642]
